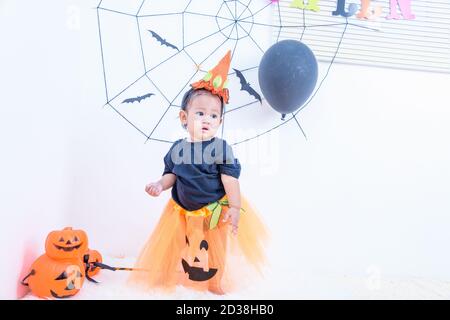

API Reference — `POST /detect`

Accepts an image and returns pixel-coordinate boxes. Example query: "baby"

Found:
[129,51,266,294]
[145,88,242,235]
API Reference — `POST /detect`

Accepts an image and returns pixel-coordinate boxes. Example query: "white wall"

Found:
[0,0,83,299]
[1,0,450,299]
[265,64,450,282]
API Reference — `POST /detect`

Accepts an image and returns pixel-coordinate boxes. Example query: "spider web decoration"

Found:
[96,0,365,145]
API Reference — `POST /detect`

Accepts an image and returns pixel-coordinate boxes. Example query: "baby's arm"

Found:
[221,174,241,209]
[145,173,176,197]
[221,174,241,235]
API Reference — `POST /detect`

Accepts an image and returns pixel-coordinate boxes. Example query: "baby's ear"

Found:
[179,109,187,121]
[179,110,188,129]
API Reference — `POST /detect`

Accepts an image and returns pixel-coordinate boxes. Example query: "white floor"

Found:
[22,256,450,300]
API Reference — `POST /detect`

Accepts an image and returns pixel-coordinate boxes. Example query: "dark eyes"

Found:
[195,111,218,119]
[185,238,208,250]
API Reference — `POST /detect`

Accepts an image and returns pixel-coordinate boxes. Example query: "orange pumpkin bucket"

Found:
[21,227,89,299]
[83,249,103,278]
[45,227,88,260]
[23,255,86,299]
[22,226,155,299]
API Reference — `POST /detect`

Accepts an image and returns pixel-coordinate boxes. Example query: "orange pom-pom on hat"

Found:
[191,50,231,104]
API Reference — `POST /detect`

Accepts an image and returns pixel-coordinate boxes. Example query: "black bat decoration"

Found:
[148,30,179,51]
[233,68,262,104]
[121,93,154,104]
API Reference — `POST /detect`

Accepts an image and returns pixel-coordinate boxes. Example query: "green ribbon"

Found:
[207,199,245,230]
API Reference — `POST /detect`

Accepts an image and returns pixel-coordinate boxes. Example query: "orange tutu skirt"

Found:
[127,194,268,294]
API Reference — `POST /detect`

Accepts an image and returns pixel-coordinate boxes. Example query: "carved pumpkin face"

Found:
[83,249,103,278]
[45,227,88,260]
[182,234,218,282]
[27,255,85,299]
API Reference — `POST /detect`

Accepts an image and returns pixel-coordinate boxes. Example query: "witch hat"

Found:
[191,50,231,104]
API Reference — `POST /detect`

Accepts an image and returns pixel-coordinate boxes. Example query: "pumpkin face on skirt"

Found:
[26,255,85,299]
[182,232,218,282]
[45,227,88,260]
[179,215,228,292]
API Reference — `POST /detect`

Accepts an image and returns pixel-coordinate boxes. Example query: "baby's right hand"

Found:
[145,182,163,197]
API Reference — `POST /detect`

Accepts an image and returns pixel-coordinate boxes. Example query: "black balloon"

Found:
[258,40,318,117]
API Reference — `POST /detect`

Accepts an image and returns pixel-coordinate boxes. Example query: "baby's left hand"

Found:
[223,207,241,236]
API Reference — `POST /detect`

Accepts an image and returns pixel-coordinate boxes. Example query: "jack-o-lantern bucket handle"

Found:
[20,269,36,287]
[82,254,100,284]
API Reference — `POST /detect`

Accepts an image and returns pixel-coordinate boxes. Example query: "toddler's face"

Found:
[180,92,223,141]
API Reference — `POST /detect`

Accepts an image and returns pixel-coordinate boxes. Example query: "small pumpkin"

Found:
[83,249,103,278]
[25,255,85,299]
[45,227,88,260]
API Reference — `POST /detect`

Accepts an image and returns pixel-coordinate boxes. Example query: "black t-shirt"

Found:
[162,137,241,211]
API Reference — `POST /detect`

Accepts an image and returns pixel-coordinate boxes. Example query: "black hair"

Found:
[181,88,224,113]
[180,88,225,130]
